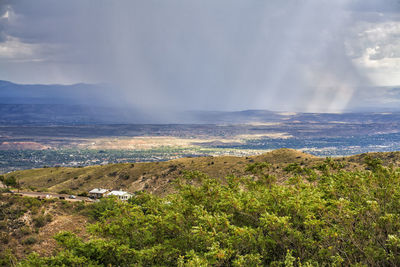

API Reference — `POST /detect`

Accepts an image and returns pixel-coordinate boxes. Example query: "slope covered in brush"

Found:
[17,157,400,266]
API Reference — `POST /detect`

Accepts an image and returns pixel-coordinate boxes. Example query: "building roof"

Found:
[106,190,133,197]
[89,188,109,194]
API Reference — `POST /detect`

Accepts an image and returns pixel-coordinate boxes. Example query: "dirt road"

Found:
[7,191,93,202]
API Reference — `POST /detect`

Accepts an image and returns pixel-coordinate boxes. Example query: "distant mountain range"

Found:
[0,80,114,105]
[0,80,153,124]
[1,80,400,124]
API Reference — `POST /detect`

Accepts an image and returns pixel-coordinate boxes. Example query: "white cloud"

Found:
[0,36,41,61]
[346,21,400,85]
[363,22,400,60]
[1,10,9,19]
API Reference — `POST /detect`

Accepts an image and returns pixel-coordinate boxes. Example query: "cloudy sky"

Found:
[0,0,400,112]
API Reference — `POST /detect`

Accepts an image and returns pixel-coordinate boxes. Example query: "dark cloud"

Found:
[0,0,399,112]
[349,0,400,13]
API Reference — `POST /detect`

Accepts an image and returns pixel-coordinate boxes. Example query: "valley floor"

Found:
[2,119,400,173]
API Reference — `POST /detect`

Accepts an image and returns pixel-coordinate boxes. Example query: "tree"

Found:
[4,176,17,188]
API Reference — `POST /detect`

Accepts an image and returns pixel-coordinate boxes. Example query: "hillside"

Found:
[2,149,317,195]
[2,149,400,265]
[7,149,400,266]
[4,149,400,196]
[0,194,91,265]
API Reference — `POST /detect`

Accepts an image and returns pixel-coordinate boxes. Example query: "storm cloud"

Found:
[0,0,400,112]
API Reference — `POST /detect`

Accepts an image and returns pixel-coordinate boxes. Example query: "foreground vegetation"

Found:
[13,155,400,266]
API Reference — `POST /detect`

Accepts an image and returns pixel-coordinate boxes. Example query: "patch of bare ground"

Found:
[0,141,49,150]
[0,195,91,261]
[32,214,89,257]
[78,133,293,150]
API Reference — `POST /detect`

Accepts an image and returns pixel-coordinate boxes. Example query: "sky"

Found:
[0,0,400,112]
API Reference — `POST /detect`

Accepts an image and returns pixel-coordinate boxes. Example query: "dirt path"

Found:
[6,191,93,202]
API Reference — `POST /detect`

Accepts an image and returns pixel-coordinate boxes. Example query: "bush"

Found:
[4,176,17,187]
[364,155,383,171]
[0,232,9,244]
[73,201,86,213]
[109,171,117,177]
[32,214,52,228]
[0,221,7,230]
[21,197,42,210]
[245,162,271,174]
[0,188,11,193]
[22,236,38,245]
[0,249,16,266]
[119,173,130,180]
[87,198,118,220]
[60,200,71,209]
[20,226,32,235]
[32,216,46,228]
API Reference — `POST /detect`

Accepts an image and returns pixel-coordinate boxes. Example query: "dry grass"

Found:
[6,148,388,196]
[0,195,90,260]
[32,214,89,257]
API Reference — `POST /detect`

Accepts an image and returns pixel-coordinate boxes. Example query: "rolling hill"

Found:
[4,148,400,196]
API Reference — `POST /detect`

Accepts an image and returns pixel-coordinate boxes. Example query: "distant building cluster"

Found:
[89,188,133,201]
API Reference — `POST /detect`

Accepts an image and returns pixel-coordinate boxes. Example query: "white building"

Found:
[106,190,133,201]
[88,188,110,199]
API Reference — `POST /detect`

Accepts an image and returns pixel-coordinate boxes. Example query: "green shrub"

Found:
[0,232,9,244]
[283,162,303,174]
[60,200,72,210]
[109,171,117,177]
[74,201,86,212]
[4,176,17,187]
[0,221,7,230]
[119,173,130,180]
[0,249,16,266]
[20,226,32,235]
[0,188,11,193]
[21,197,42,209]
[32,214,52,228]
[22,236,38,245]
[245,162,271,174]
[78,192,88,197]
